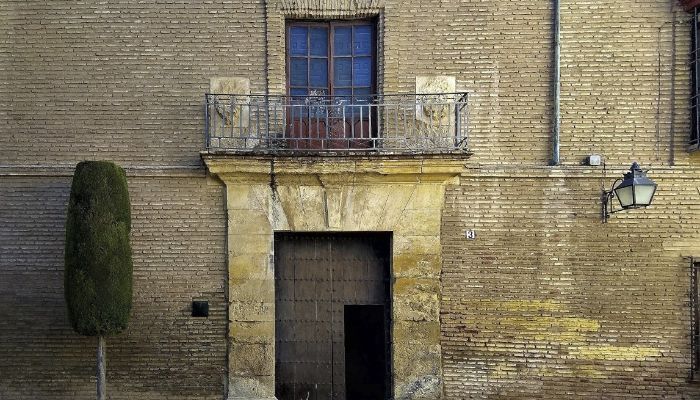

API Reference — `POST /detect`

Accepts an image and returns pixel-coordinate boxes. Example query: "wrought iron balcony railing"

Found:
[204,93,469,153]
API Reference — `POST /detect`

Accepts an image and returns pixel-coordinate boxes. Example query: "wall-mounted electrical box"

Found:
[192,300,209,318]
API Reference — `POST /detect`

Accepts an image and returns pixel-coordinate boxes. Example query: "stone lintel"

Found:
[203,153,467,185]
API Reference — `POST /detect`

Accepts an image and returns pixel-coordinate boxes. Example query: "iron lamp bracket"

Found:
[601,178,622,223]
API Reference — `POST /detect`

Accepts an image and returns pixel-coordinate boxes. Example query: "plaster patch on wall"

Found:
[416,76,456,97]
[461,314,601,345]
[459,299,565,312]
[416,76,456,121]
[569,345,663,361]
[210,77,250,94]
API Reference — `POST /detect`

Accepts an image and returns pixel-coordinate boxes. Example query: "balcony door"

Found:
[286,21,376,149]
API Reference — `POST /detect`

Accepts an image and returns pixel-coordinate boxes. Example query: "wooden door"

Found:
[274,232,391,400]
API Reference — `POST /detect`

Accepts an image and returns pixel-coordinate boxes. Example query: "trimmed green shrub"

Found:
[65,161,132,336]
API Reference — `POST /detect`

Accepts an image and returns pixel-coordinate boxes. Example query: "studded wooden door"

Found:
[274,232,391,400]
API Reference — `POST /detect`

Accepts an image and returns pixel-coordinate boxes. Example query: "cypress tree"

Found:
[65,161,132,400]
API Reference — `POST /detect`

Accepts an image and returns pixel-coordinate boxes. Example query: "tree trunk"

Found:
[97,335,106,400]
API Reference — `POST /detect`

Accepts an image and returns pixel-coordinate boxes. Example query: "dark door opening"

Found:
[344,305,387,399]
[274,232,391,400]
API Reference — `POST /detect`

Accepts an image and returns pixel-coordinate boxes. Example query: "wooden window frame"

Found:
[285,20,377,99]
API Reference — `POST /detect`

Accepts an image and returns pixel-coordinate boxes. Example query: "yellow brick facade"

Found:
[2,0,700,399]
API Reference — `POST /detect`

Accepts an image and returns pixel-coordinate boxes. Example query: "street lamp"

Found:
[602,162,657,223]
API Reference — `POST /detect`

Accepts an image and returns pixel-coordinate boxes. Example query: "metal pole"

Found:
[454,96,460,147]
[97,336,106,400]
[204,95,210,150]
[552,0,561,165]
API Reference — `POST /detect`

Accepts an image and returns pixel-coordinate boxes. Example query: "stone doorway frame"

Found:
[203,154,465,400]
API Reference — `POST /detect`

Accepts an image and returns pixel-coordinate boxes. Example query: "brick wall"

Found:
[0,173,227,399]
[559,1,691,167]
[2,1,691,167]
[3,0,700,398]
[442,168,700,398]
[0,1,266,166]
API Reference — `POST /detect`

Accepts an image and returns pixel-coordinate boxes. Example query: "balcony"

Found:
[204,93,469,155]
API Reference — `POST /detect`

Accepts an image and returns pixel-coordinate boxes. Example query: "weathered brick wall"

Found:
[0,173,227,399]
[3,0,700,398]
[2,0,690,168]
[560,1,692,167]
[383,0,555,165]
[437,1,700,397]
[442,168,700,398]
[1,2,238,398]
[0,1,266,166]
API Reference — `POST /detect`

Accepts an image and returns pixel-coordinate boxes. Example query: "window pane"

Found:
[290,89,308,111]
[334,27,352,56]
[634,185,656,206]
[334,58,352,86]
[353,87,372,102]
[334,88,352,97]
[334,88,352,103]
[353,25,372,56]
[290,58,308,86]
[353,57,372,86]
[309,59,328,88]
[310,27,328,56]
[290,26,308,56]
